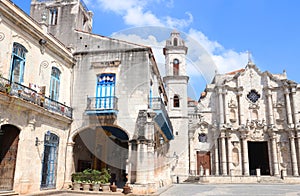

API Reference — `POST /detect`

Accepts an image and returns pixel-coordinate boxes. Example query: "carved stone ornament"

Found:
[246,119,267,141]
[0,32,4,41]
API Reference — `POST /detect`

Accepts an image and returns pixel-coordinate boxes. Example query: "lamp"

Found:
[35,131,51,146]
[39,39,47,54]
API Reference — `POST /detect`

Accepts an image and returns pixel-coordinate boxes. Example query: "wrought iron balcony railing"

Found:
[150,97,174,140]
[86,96,118,114]
[0,76,72,118]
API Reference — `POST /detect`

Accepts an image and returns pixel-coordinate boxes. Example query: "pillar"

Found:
[214,139,219,175]
[218,87,225,124]
[189,133,196,175]
[266,89,274,125]
[241,134,249,176]
[64,141,75,186]
[135,140,148,184]
[227,132,233,174]
[220,132,227,175]
[126,142,132,183]
[237,90,245,125]
[289,132,299,176]
[284,88,293,125]
[270,133,280,176]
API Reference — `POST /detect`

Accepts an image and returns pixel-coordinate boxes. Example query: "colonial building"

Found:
[2,0,300,195]
[0,0,74,194]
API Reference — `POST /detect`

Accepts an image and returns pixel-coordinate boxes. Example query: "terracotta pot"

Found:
[82,183,91,191]
[72,182,81,191]
[110,183,117,192]
[101,183,110,192]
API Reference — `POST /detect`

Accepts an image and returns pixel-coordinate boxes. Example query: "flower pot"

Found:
[110,182,117,192]
[122,184,131,194]
[101,183,110,192]
[92,183,100,191]
[82,183,91,191]
[72,182,81,191]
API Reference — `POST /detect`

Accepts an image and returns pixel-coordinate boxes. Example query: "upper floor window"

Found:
[173,94,180,108]
[10,42,27,83]
[49,8,58,25]
[173,58,179,76]
[96,73,116,109]
[50,67,61,101]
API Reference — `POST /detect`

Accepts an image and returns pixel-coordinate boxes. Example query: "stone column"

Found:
[270,133,280,176]
[289,132,299,176]
[135,140,148,184]
[127,142,132,183]
[146,109,156,183]
[226,132,233,175]
[64,141,75,186]
[297,132,300,174]
[284,88,293,125]
[220,131,227,175]
[241,134,249,176]
[224,89,229,124]
[214,139,219,175]
[237,90,245,125]
[266,89,274,125]
[218,87,225,124]
[189,132,196,175]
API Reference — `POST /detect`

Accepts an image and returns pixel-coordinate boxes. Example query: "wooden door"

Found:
[0,125,20,191]
[197,151,210,175]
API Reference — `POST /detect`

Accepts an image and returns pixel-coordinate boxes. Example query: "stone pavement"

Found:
[159,183,300,196]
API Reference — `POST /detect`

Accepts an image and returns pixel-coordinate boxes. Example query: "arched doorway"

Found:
[0,124,20,191]
[73,126,129,187]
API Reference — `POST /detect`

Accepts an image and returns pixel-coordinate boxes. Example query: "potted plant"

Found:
[71,172,82,191]
[81,168,92,191]
[100,168,111,192]
[91,169,101,192]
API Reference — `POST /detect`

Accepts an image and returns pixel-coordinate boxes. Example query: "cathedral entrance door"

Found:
[197,151,210,175]
[248,141,270,175]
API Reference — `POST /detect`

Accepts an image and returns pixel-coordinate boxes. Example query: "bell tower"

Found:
[163,30,189,181]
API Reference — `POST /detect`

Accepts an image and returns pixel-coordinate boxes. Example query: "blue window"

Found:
[49,67,61,101]
[96,73,115,109]
[41,131,59,189]
[10,43,27,83]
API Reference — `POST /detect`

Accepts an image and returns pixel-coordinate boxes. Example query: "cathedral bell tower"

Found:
[163,30,189,181]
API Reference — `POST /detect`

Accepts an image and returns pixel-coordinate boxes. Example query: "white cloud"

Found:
[94,0,192,28]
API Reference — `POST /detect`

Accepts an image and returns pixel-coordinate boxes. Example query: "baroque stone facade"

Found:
[189,62,300,181]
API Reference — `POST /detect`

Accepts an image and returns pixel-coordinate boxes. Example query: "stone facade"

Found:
[189,62,300,180]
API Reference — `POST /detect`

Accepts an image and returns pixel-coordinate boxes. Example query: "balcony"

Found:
[86,96,118,115]
[151,97,174,140]
[0,76,72,118]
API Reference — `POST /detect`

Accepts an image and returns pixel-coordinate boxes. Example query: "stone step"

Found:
[0,191,18,196]
[259,176,283,183]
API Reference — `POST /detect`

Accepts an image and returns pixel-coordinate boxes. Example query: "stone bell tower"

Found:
[163,30,189,182]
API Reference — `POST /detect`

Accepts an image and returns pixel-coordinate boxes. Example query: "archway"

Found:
[73,126,129,188]
[0,124,20,191]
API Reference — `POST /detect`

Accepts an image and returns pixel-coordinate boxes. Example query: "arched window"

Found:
[49,67,61,101]
[10,42,27,83]
[173,58,179,76]
[96,73,116,109]
[173,94,180,107]
[198,133,207,143]
[41,131,59,188]
[173,38,178,46]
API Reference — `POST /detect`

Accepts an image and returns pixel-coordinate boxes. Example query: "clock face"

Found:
[173,59,179,64]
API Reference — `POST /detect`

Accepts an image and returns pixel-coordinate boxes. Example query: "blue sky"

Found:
[12,0,300,99]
